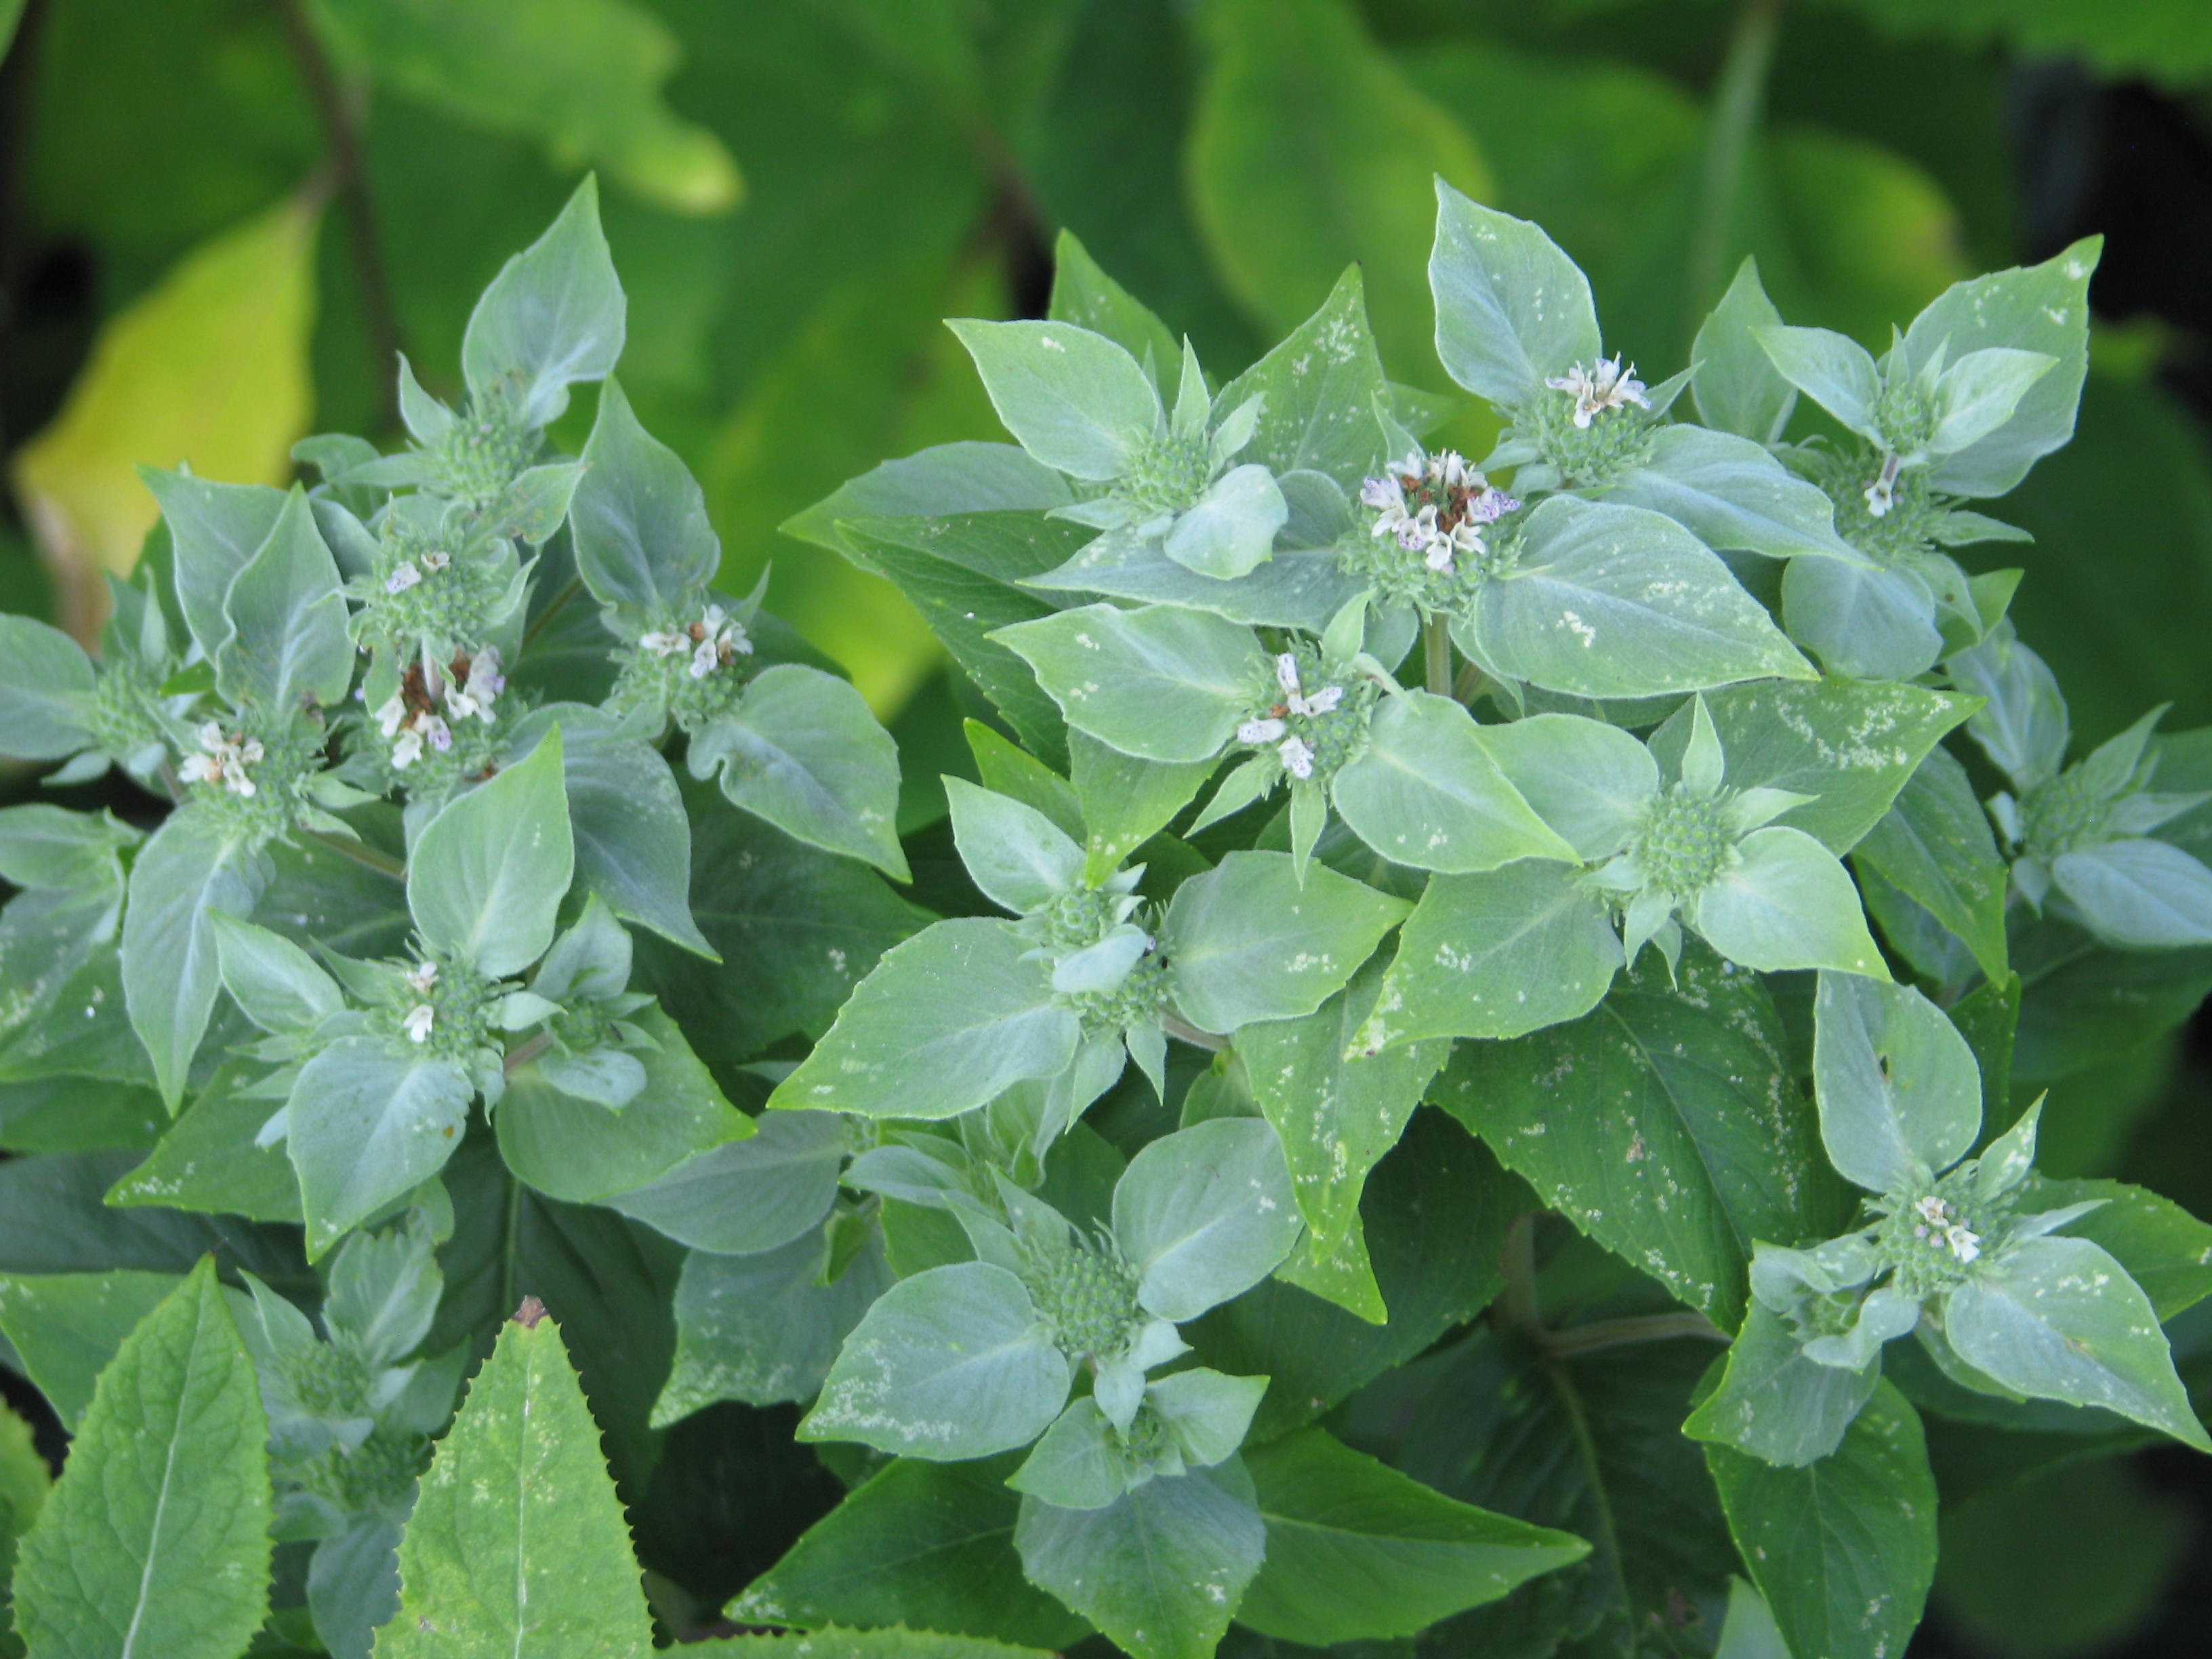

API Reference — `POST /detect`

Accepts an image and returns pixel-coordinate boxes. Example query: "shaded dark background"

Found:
[4,1,2212,1654]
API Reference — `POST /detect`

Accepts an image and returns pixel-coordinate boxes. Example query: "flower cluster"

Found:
[1546,356,1650,427]
[373,649,504,771]
[383,548,451,595]
[178,721,264,798]
[1238,653,1352,781]
[1908,1192,1982,1264]
[429,397,541,509]
[400,960,439,1044]
[640,603,752,680]
[1359,450,1517,578]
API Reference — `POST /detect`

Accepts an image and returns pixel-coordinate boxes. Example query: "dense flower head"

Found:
[1023,1227,1143,1364]
[355,508,518,660]
[1066,951,1170,1038]
[388,950,497,1063]
[620,600,757,731]
[1235,650,1373,785]
[1875,1171,2007,1298]
[430,394,543,509]
[1628,785,1739,897]
[1547,356,1650,428]
[1122,428,1217,518]
[1791,442,1944,561]
[1356,449,1517,588]
[179,720,265,798]
[371,648,504,778]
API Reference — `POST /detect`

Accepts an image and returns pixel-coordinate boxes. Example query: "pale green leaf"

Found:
[1694,827,1888,979]
[1242,959,1446,1248]
[769,918,1079,1120]
[1946,1235,2209,1450]
[801,1263,1068,1460]
[120,804,266,1108]
[1331,691,1578,873]
[215,484,351,715]
[407,726,575,977]
[1112,1118,1305,1322]
[570,376,719,620]
[1704,1380,1938,1659]
[1468,496,1814,698]
[994,602,1269,764]
[1429,180,1598,405]
[1238,1427,1589,1644]
[289,1037,474,1258]
[1015,1460,1265,1659]
[1811,970,1980,1192]
[379,1306,653,1657]
[1359,859,1622,1050]
[693,663,908,880]
[13,1259,270,1659]
[1160,851,1409,1035]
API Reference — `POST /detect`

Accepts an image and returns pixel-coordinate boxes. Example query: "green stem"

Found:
[1542,1311,1728,1358]
[1422,613,1454,697]
[1452,659,1490,708]
[520,574,582,656]
[1688,0,1785,331]
[301,826,405,883]
[499,1164,524,1319]
[1499,1212,1540,1330]
[1162,1012,1229,1053]
[503,1031,555,1076]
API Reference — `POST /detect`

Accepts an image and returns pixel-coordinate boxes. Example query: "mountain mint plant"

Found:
[1,178,2208,1659]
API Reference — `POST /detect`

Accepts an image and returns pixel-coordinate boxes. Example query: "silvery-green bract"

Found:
[3,178,2209,1659]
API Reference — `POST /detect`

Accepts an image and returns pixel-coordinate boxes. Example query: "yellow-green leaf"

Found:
[8,192,320,636]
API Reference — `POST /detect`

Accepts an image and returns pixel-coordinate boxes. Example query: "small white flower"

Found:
[1397,504,1442,553]
[445,649,504,722]
[1547,356,1650,428]
[1944,1223,1982,1264]
[404,961,439,997]
[1290,684,1343,718]
[1359,474,1404,512]
[373,693,407,739]
[422,715,453,754]
[1279,736,1316,780]
[640,628,687,656]
[391,726,424,770]
[1275,653,1302,696]
[401,1003,435,1044]
[183,722,262,796]
[1431,449,1471,489]
[1238,718,1287,745]
[675,605,755,678]
[384,561,423,596]
[1863,453,1902,518]
[419,550,450,573]
[1467,485,1519,525]
[1425,539,1457,573]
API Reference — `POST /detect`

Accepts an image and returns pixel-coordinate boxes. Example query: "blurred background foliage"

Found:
[4,0,2212,1652]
